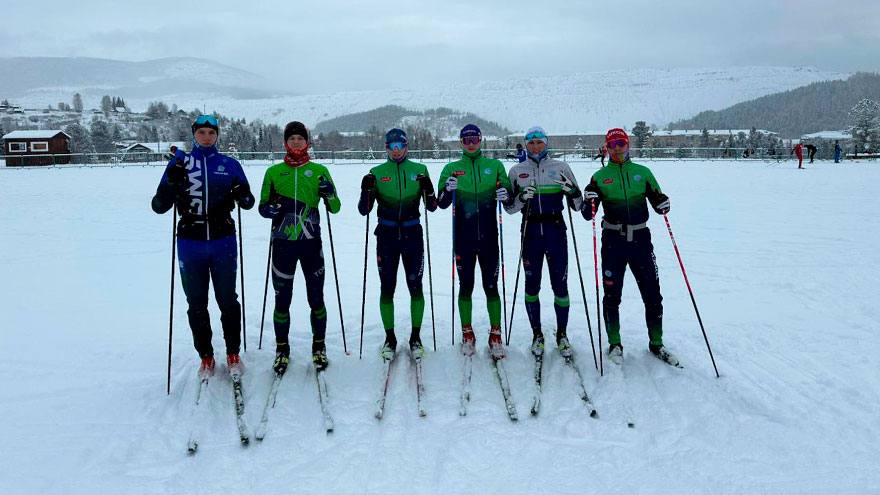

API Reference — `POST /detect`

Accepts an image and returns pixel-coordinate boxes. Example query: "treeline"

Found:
[670,72,880,137]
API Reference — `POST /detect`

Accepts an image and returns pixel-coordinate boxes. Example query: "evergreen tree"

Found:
[700,128,710,148]
[100,95,113,113]
[72,93,83,113]
[65,123,94,164]
[632,121,651,148]
[848,98,880,153]
[90,119,115,155]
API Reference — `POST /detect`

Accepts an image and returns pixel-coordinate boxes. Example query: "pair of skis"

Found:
[459,351,518,421]
[186,372,250,455]
[255,364,335,441]
[375,349,426,420]
[529,350,599,418]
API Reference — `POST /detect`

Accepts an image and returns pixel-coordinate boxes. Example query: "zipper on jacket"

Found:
[397,162,403,240]
[470,156,481,240]
[618,162,631,223]
[204,156,211,241]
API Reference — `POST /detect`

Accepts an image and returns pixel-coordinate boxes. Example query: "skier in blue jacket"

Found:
[151,114,255,378]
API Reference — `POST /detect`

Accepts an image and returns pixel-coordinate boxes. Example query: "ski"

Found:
[186,376,210,455]
[375,353,396,420]
[530,353,544,416]
[315,366,335,433]
[492,357,518,422]
[652,348,683,369]
[563,355,599,418]
[231,374,251,445]
[459,354,474,416]
[412,354,427,418]
[254,372,284,441]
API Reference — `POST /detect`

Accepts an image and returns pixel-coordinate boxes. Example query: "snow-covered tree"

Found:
[632,121,651,148]
[848,98,880,153]
[65,123,94,164]
[72,93,83,113]
[100,95,113,113]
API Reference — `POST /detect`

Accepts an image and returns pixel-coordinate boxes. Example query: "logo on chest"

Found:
[633,174,642,182]
[603,178,614,185]
[483,168,492,175]
[381,176,392,183]
[518,173,530,179]
[453,170,466,177]
[305,170,314,177]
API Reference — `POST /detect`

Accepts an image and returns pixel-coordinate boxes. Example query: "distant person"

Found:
[805,143,817,163]
[791,142,804,169]
[593,145,607,166]
[150,115,255,379]
[834,141,842,163]
[515,143,527,162]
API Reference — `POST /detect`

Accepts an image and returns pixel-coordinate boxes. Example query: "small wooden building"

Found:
[2,130,71,166]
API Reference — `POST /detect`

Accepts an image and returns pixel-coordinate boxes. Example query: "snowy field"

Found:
[1,158,879,494]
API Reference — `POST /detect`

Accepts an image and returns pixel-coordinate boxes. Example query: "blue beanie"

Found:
[385,128,408,146]
[460,124,482,139]
[525,125,548,145]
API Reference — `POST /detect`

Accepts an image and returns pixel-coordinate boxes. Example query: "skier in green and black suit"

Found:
[437,124,512,359]
[581,128,678,366]
[358,128,438,360]
[259,121,341,373]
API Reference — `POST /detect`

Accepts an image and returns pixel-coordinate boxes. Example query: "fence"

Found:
[0,147,824,169]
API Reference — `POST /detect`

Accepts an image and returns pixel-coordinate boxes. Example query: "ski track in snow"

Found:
[1,159,879,494]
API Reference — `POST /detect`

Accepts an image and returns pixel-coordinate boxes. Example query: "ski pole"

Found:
[258,236,272,350]
[324,204,349,355]
[591,199,604,376]
[423,191,437,351]
[663,214,720,378]
[507,199,531,344]
[166,205,177,395]
[237,205,247,352]
[566,202,598,371]
[451,188,457,347]
[497,192,508,344]
[358,212,370,359]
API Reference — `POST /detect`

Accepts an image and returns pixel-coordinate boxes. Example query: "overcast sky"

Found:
[2,0,878,93]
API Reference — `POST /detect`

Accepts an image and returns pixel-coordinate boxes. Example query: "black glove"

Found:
[361,173,376,191]
[654,196,670,215]
[417,174,434,196]
[318,176,336,198]
[166,159,188,190]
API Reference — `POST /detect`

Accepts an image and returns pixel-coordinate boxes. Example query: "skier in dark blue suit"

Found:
[151,114,255,378]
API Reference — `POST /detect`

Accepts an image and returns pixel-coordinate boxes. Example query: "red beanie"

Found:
[605,128,629,146]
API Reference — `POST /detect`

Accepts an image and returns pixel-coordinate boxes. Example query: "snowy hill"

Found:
[5,63,848,134]
[1,157,879,493]
[0,56,279,101]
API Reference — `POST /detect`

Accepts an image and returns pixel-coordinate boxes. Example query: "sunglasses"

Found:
[461,136,481,146]
[607,139,628,149]
[194,114,219,127]
[387,141,407,151]
[525,131,546,141]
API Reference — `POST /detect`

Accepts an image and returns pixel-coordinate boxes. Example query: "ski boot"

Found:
[380,330,397,362]
[312,338,329,371]
[460,325,476,357]
[409,335,426,362]
[226,353,244,378]
[649,344,681,368]
[198,355,216,379]
[556,330,573,359]
[530,330,545,357]
[273,343,291,376]
[488,325,505,360]
[608,343,623,365]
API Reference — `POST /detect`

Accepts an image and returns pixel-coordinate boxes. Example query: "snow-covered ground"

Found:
[1,158,878,494]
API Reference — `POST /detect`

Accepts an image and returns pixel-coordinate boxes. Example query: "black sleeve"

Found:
[645,182,669,213]
[424,192,438,212]
[437,188,453,209]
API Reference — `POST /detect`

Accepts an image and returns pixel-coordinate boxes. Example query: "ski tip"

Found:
[627,422,635,428]
[589,409,599,419]
[240,437,250,446]
[186,445,198,456]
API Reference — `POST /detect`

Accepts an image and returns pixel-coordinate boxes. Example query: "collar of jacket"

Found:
[463,149,482,160]
[191,142,218,158]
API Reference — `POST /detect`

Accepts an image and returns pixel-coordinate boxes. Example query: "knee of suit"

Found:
[187,306,210,319]
[483,285,499,298]
[603,293,621,307]
[524,292,540,304]
[458,280,475,297]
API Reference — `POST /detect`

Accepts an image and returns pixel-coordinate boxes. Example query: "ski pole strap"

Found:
[377,218,421,228]
[601,220,648,242]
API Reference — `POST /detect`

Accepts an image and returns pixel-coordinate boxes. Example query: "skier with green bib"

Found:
[259,121,340,374]
[437,124,512,358]
[581,128,678,366]
[358,128,438,361]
